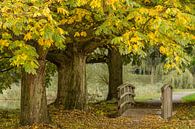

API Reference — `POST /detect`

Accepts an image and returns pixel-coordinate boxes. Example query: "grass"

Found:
[133,82,162,102]
[182,93,195,102]
[135,94,160,102]
[173,89,195,92]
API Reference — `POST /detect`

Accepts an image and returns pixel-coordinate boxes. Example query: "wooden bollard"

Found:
[161,84,172,120]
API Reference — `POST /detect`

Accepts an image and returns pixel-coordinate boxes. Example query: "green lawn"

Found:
[135,94,160,102]
[182,93,195,102]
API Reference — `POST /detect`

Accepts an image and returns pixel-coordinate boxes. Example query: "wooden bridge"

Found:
[118,83,173,120]
[117,83,135,115]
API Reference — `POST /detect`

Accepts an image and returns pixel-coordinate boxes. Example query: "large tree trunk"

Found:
[47,48,87,110]
[107,47,123,100]
[20,48,49,125]
[54,62,71,106]
[63,52,87,110]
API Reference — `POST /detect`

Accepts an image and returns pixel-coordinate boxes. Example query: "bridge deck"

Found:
[121,108,161,120]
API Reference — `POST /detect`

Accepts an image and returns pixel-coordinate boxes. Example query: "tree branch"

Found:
[46,52,67,66]
[83,37,111,54]
[0,56,11,60]
[0,67,14,73]
[87,55,108,64]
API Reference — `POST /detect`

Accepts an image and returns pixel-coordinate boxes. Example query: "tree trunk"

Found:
[191,66,195,87]
[107,47,123,100]
[47,48,87,110]
[20,48,49,125]
[63,52,87,110]
[151,65,155,85]
[54,62,71,106]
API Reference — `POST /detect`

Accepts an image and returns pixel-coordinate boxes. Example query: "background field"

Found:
[0,64,195,109]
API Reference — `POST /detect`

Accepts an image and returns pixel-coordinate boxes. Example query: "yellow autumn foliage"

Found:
[0,40,9,47]
[80,31,87,37]
[130,35,141,42]
[74,31,87,37]
[144,0,152,4]
[133,44,139,52]
[106,0,118,5]
[57,7,69,15]
[160,46,166,54]
[90,0,102,9]
[38,38,53,47]
[24,32,32,41]
[175,56,180,63]
[74,32,80,37]
[57,28,65,35]
[11,53,28,66]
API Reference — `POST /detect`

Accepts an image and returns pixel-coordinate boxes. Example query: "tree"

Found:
[48,46,123,104]
[46,0,125,110]
[48,0,194,109]
[20,47,50,125]
[0,0,194,125]
[111,0,194,71]
[0,0,65,125]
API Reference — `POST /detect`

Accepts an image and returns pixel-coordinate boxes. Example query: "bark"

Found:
[191,67,195,87]
[63,52,87,110]
[107,47,123,100]
[54,62,71,106]
[20,48,49,125]
[47,47,87,110]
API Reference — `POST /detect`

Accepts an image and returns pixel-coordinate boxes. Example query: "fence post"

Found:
[161,84,172,120]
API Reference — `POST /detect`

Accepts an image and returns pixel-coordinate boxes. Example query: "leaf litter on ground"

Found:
[1,102,195,129]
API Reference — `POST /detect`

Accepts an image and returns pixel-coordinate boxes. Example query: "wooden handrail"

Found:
[118,100,135,109]
[117,83,135,90]
[118,83,135,116]
[119,92,135,99]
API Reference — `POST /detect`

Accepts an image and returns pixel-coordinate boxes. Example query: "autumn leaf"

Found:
[24,32,32,41]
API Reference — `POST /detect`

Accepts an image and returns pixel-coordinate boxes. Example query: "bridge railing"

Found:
[117,83,135,115]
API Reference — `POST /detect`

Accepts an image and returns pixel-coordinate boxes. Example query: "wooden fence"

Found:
[118,83,135,115]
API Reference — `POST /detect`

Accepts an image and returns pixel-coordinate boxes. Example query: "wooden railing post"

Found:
[161,84,172,120]
[118,83,135,116]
